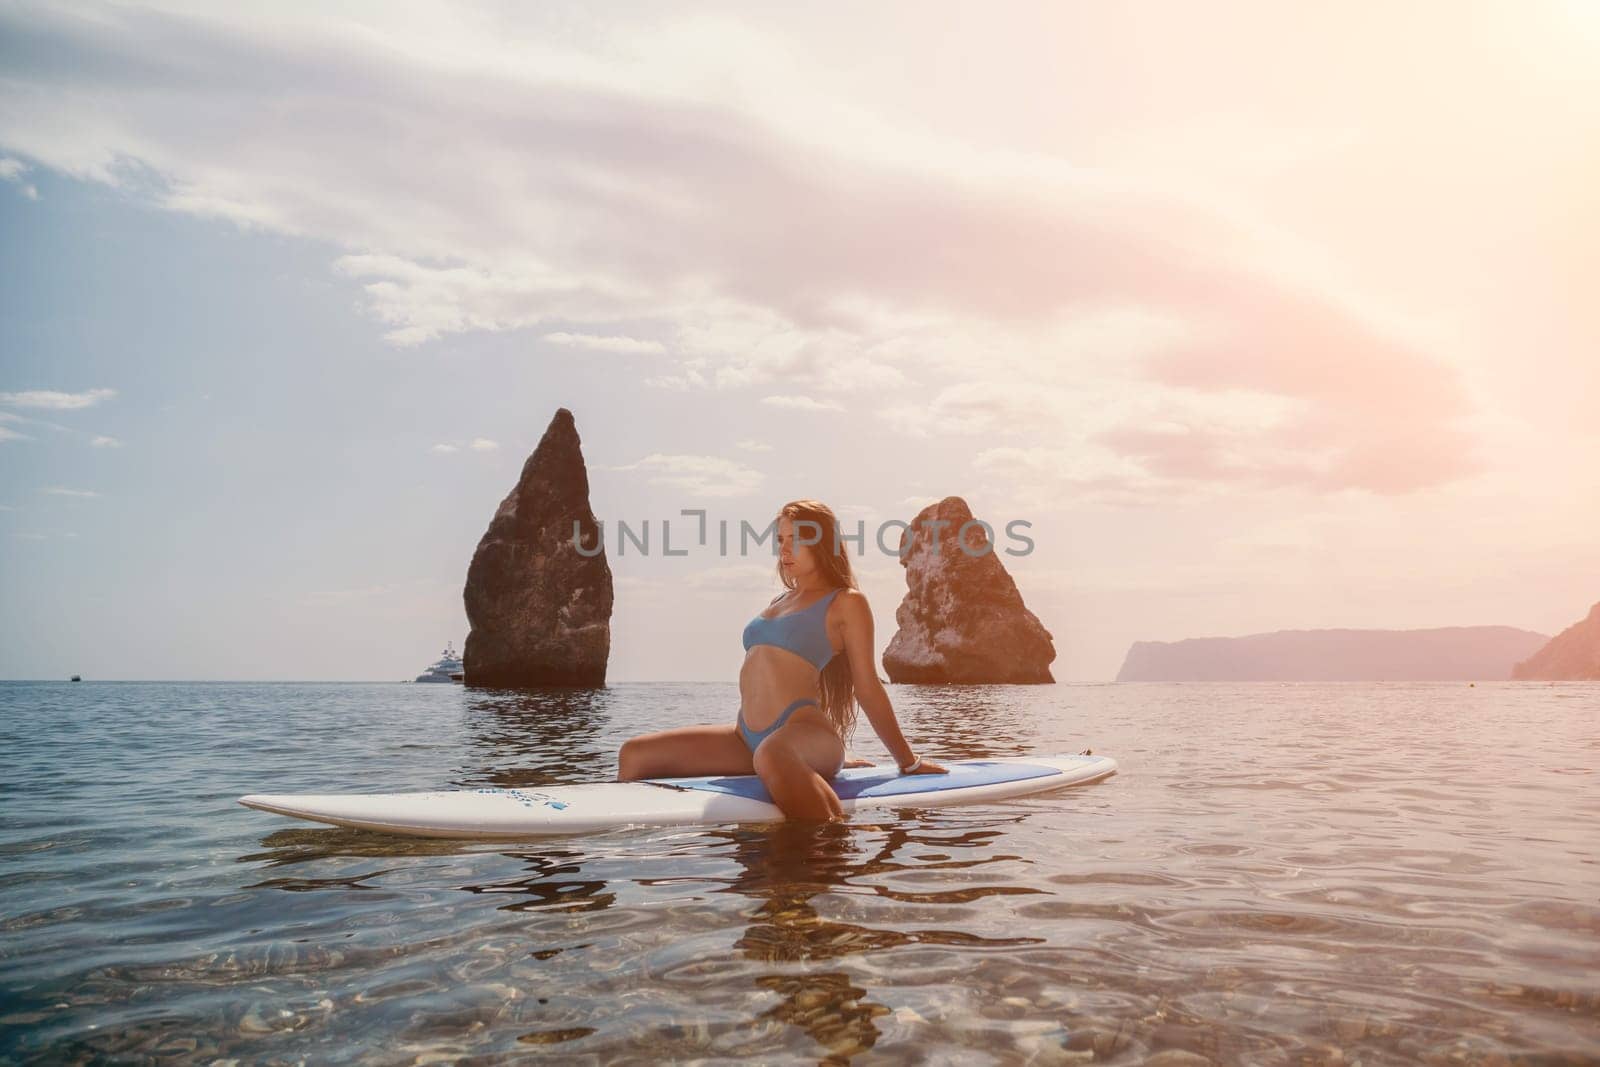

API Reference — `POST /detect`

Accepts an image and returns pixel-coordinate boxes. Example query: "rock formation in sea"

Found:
[881,496,1055,684]
[1512,601,1600,680]
[463,408,613,687]
[1116,625,1549,682]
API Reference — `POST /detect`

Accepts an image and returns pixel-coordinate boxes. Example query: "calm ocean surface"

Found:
[0,680,1595,1065]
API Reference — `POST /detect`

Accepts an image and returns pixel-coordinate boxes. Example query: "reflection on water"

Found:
[455,686,616,788]
[239,827,471,868]
[467,848,618,914]
[0,680,1597,1064]
[871,685,1030,760]
[711,821,1048,1061]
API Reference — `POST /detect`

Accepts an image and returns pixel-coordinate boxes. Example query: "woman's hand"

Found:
[900,757,949,775]
[842,757,877,769]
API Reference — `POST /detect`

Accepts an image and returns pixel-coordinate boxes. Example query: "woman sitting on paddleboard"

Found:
[618,498,947,820]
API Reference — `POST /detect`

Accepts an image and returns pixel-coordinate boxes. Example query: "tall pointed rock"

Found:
[881,496,1055,684]
[463,408,613,687]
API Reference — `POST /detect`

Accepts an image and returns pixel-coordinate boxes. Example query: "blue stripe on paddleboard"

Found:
[647,759,1062,804]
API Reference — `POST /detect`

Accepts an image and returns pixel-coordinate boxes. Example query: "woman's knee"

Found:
[754,740,843,819]
[751,738,798,780]
[617,735,653,781]
[753,735,831,783]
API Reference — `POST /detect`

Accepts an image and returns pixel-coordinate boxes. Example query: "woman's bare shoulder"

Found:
[834,587,871,615]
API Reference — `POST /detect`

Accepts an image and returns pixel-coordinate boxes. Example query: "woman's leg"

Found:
[617,724,755,782]
[752,713,847,821]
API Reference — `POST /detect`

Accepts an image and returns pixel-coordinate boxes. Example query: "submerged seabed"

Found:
[0,680,1596,1065]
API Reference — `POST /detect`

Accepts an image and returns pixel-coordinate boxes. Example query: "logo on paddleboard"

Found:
[475,787,569,811]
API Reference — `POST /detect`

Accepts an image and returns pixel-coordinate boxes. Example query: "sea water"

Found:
[0,680,1595,1064]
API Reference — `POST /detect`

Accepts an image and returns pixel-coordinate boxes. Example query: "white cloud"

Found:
[0,157,36,198]
[972,444,1166,508]
[430,443,458,454]
[330,254,646,347]
[761,395,844,413]
[597,453,765,497]
[0,388,117,410]
[0,3,1497,493]
[90,435,122,448]
[543,332,666,355]
[0,426,29,442]
[469,438,499,451]
[881,380,1082,439]
[41,487,100,498]
[735,439,773,452]
[671,312,911,393]
[644,358,710,391]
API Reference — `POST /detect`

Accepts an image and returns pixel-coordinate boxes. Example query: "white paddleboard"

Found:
[239,753,1116,839]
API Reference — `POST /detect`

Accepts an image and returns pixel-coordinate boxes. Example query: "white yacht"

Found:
[414,641,464,683]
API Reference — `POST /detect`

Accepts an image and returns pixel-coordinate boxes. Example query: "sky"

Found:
[2,0,1597,682]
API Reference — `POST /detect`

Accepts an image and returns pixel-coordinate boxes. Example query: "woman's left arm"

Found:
[839,590,948,775]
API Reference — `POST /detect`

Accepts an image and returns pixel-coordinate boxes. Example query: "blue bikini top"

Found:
[742,587,843,670]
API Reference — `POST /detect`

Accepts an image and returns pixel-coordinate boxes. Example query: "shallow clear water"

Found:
[0,680,1596,1065]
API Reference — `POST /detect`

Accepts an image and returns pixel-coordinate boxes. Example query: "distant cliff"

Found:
[1116,626,1549,682]
[1512,602,1600,680]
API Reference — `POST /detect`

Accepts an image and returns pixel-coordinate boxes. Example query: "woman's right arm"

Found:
[838,591,946,774]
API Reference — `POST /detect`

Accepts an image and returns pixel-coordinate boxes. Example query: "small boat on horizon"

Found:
[70,675,81,682]
[414,642,464,684]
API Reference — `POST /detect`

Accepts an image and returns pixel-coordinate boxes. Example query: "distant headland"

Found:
[1512,601,1600,681]
[1116,625,1550,682]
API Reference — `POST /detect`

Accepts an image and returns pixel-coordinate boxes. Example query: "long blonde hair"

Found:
[775,499,861,744]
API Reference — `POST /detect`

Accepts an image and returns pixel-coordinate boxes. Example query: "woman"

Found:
[618,499,947,820]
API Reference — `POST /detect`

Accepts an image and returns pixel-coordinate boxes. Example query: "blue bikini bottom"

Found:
[736,698,844,775]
